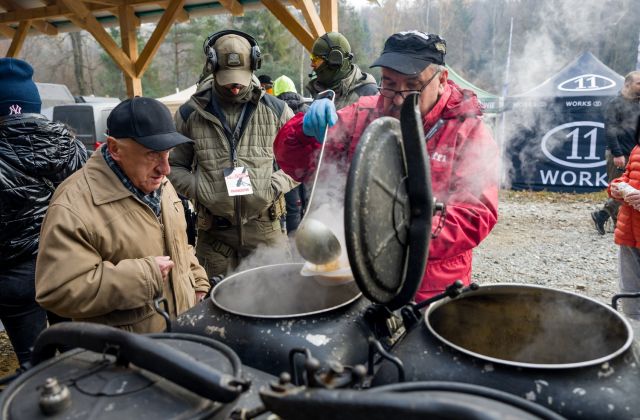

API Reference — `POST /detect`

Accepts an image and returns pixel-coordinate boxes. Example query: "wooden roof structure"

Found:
[0,0,338,96]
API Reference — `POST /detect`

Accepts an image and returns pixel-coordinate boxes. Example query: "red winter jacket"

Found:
[609,145,640,247]
[274,81,499,301]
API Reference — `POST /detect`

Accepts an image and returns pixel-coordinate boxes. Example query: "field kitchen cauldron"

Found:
[0,322,276,419]
[372,284,640,419]
[174,94,438,378]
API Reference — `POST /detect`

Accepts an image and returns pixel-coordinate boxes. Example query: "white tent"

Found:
[157,85,197,114]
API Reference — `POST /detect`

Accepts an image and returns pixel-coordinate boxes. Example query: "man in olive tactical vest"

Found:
[169,30,297,277]
[307,32,378,110]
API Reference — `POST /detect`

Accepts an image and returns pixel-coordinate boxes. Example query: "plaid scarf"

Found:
[102,145,162,217]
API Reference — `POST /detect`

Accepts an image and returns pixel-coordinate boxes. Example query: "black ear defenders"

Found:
[202,29,262,73]
[320,33,353,68]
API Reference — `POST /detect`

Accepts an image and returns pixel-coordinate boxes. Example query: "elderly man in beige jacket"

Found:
[36,97,209,333]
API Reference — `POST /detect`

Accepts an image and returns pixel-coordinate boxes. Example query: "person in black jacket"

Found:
[0,58,86,365]
[591,71,640,234]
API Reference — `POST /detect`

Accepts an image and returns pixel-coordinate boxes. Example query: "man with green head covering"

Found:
[307,32,378,110]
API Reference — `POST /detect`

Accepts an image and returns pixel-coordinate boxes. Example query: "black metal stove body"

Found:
[255,347,564,420]
[0,322,274,420]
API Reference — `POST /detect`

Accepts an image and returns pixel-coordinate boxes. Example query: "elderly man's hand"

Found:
[154,256,174,281]
[195,291,207,302]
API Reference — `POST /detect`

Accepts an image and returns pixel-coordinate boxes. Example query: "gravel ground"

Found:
[472,190,618,304]
[0,190,620,380]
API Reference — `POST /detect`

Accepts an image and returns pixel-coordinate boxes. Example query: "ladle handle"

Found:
[302,90,336,217]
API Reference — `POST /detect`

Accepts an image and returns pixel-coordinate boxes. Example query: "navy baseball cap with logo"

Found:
[371,31,446,75]
[107,97,193,151]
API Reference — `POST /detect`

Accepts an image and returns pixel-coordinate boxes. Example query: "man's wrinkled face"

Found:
[223,83,246,96]
[107,137,172,194]
[380,66,447,119]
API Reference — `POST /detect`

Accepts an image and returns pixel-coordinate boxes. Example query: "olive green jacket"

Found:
[170,78,297,224]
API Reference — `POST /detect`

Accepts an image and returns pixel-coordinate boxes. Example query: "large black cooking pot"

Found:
[176,262,373,377]
[373,284,640,419]
[0,322,275,419]
[175,94,435,378]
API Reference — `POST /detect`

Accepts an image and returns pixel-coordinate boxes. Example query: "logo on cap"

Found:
[226,53,243,67]
[435,42,446,53]
[9,104,22,115]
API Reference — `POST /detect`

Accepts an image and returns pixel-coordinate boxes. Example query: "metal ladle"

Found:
[295,90,342,265]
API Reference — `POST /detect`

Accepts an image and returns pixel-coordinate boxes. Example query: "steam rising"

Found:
[498,1,630,189]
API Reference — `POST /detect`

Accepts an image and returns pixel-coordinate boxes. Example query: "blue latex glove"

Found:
[302,98,338,144]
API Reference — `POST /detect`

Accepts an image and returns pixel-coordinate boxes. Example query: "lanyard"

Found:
[223,103,249,166]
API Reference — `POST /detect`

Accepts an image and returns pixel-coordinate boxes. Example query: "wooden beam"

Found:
[260,0,315,50]
[156,2,189,22]
[119,5,142,97]
[0,22,14,37]
[0,0,16,11]
[84,0,125,5]
[218,0,244,17]
[0,0,58,35]
[319,0,337,32]
[61,0,135,78]
[135,0,185,77]
[31,20,58,35]
[297,0,325,39]
[5,19,29,57]
[0,0,152,25]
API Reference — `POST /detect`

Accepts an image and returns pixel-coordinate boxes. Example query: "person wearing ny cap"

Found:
[169,30,298,278]
[35,97,209,334]
[307,32,378,110]
[0,58,86,365]
[275,31,499,302]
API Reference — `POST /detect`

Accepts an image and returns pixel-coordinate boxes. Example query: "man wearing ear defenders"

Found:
[169,30,297,278]
[307,32,378,110]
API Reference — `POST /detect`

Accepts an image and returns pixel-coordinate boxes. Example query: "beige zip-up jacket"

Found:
[35,150,209,333]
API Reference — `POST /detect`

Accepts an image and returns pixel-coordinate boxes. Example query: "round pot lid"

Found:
[345,94,433,310]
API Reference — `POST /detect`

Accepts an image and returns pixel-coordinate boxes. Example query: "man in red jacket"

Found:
[274,31,499,302]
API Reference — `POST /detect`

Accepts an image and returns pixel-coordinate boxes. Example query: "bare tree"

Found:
[70,32,87,95]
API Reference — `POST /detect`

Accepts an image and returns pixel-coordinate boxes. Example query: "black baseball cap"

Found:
[371,31,446,75]
[107,97,193,151]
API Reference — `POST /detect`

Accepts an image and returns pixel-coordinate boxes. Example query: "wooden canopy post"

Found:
[319,0,338,33]
[119,5,142,97]
[5,19,28,57]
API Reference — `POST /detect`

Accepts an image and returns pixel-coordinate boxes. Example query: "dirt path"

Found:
[472,190,618,304]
